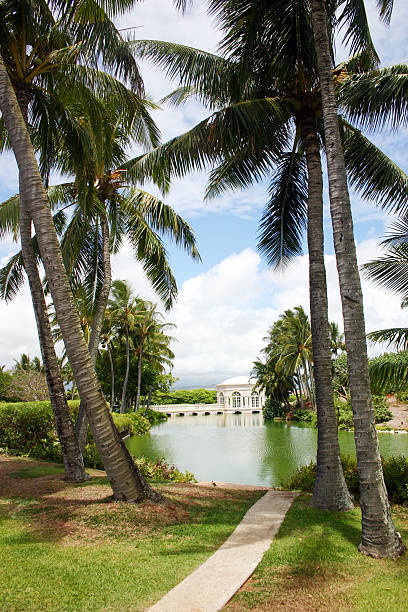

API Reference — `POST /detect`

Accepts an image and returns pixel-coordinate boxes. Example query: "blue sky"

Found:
[1,0,408,387]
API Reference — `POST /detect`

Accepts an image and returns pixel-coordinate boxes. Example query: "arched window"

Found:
[232,391,241,408]
[251,392,259,408]
[219,393,224,405]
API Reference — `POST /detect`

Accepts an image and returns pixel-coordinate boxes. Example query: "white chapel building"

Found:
[215,376,266,410]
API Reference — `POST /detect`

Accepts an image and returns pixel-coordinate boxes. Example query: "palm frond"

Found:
[0,194,20,240]
[368,328,408,351]
[339,64,408,130]
[340,119,408,213]
[362,244,408,303]
[338,0,379,66]
[123,188,201,261]
[257,151,308,268]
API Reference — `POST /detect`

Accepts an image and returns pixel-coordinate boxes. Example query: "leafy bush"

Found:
[395,390,408,403]
[112,412,150,436]
[263,398,286,421]
[284,454,408,505]
[292,409,315,423]
[337,395,392,430]
[0,401,60,460]
[152,389,217,405]
[144,408,168,425]
[133,456,196,483]
[0,400,152,467]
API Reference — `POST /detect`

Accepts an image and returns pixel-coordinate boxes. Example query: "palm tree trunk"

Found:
[310,0,403,556]
[301,113,352,511]
[143,385,153,416]
[16,91,87,483]
[108,347,115,410]
[0,53,162,503]
[135,343,144,412]
[76,212,112,452]
[20,209,88,482]
[296,367,305,408]
[120,326,130,413]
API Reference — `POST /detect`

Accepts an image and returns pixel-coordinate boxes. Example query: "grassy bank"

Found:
[0,456,261,612]
[227,494,408,611]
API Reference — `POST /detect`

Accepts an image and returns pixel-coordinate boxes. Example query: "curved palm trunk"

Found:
[16,92,87,483]
[135,342,144,412]
[108,347,115,410]
[20,209,88,482]
[0,54,161,503]
[76,213,112,453]
[301,114,352,511]
[120,326,130,413]
[310,0,403,556]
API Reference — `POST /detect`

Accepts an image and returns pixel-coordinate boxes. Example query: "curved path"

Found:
[147,488,298,612]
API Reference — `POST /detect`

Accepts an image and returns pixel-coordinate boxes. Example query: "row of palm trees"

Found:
[129,0,406,556]
[0,0,406,555]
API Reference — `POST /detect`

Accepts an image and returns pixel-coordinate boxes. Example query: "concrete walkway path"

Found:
[147,489,298,612]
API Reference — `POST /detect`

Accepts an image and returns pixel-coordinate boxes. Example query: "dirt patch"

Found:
[0,455,259,546]
[386,397,408,431]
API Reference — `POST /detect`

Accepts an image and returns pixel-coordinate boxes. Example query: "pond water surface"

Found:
[126,413,408,487]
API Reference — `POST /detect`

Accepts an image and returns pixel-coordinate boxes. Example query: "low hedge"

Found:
[284,454,408,505]
[0,400,157,467]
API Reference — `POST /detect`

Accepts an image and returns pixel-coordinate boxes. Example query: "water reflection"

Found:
[126,413,408,487]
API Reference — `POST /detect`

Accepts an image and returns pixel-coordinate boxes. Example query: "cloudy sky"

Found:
[1,0,408,387]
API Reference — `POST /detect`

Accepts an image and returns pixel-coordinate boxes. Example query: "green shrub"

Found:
[337,395,392,430]
[133,456,197,483]
[395,390,408,403]
[144,408,168,425]
[112,412,150,436]
[284,454,408,505]
[292,409,315,423]
[152,389,217,405]
[0,401,60,460]
[262,398,286,421]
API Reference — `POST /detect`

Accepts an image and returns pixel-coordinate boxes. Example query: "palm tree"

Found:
[0,0,166,501]
[127,3,405,511]
[330,322,346,357]
[309,0,403,556]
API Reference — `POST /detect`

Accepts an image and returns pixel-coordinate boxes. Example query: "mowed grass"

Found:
[227,494,408,612]
[0,456,262,612]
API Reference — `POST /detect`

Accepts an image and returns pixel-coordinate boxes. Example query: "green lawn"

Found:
[0,457,261,612]
[227,494,408,611]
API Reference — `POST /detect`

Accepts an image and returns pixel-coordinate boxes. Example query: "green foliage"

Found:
[144,408,168,425]
[369,351,408,394]
[395,390,408,403]
[152,389,217,405]
[337,394,392,429]
[111,412,150,436]
[0,400,153,468]
[262,398,286,421]
[0,401,60,460]
[292,409,316,424]
[133,457,197,483]
[284,454,408,505]
[0,369,13,402]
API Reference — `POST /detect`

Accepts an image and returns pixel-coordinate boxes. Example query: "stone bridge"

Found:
[152,403,262,416]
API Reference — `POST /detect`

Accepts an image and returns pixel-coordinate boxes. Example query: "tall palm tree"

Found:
[0,0,166,500]
[128,2,407,512]
[309,0,403,556]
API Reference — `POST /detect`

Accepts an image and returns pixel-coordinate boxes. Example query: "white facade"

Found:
[215,376,265,410]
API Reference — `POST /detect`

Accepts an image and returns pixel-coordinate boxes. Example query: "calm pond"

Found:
[126,413,408,487]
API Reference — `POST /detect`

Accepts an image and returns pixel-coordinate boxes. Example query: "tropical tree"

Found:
[309,0,403,556]
[0,0,167,501]
[329,322,346,357]
[127,1,405,512]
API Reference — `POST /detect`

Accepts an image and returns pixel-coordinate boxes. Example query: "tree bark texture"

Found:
[310,0,403,557]
[16,92,87,483]
[0,54,162,503]
[301,113,353,511]
[135,342,143,412]
[120,326,130,413]
[75,213,112,453]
